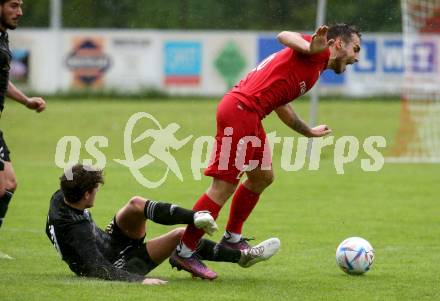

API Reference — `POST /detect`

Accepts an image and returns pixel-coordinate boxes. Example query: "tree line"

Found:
[20,0,402,32]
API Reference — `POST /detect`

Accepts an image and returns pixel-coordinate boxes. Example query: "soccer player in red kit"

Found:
[169,24,361,279]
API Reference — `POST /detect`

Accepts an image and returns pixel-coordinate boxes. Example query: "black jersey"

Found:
[0,31,11,113]
[45,190,145,282]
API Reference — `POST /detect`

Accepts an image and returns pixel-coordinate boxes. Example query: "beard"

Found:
[333,58,347,74]
[334,65,346,74]
[0,17,18,30]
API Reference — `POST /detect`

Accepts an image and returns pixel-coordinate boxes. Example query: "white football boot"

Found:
[238,237,280,268]
[193,211,218,236]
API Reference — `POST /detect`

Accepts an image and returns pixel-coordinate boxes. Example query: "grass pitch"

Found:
[0,98,438,301]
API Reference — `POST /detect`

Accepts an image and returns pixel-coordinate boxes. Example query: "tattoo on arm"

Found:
[276,104,312,137]
[292,117,311,137]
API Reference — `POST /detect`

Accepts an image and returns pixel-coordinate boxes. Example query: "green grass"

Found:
[0,98,439,301]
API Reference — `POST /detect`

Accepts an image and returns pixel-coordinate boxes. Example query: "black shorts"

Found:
[97,217,158,276]
[0,130,10,162]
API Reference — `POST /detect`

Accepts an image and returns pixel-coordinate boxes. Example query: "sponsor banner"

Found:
[65,37,111,88]
[203,33,255,94]
[10,49,30,84]
[109,35,158,90]
[347,36,404,96]
[159,32,255,95]
[164,41,201,86]
[411,41,436,73]
[354,40,377,73]
[10,30,440,97]
[9,30,60,93]
[382,40,404,73]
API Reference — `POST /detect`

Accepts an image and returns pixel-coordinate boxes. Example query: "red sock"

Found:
[181,193,222,250]
[226,184,260,234]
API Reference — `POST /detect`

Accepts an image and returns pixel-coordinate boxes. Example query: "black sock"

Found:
[0,190,13,228]
[143,200,195,225]
[195,238,242,263]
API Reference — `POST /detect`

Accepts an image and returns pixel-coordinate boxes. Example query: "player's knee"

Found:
[248,171,274,190]
[173,227,185,240]
[263,172,275,187]
[259,172,275,187]
[208,180,237,202]
[6,178,17,192]
[128,196,146,212]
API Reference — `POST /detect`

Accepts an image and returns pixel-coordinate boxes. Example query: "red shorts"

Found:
[204,94,272,184]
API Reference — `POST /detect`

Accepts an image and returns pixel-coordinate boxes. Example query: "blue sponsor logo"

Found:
[382,40,404,73]
[412,41,436,73]
[354,40,376,73]
[164,41,201,84]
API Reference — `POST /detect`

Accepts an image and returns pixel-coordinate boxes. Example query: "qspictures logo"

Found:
[55,112,387,188]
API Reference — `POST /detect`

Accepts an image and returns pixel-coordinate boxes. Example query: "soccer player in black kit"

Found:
[0,0,46,259]
[46,164,280,284]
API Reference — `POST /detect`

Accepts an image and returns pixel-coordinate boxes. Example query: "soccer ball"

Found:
[336,237,375,275]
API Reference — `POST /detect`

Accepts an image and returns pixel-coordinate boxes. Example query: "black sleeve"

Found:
[65,221,145,283]
[144,200,195,225]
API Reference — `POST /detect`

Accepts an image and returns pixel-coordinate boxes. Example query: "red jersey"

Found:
[228,34,330,119]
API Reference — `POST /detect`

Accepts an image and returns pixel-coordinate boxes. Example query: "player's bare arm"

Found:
[277,25,335,55]
[7,81,46,112]
[277,31,311,53]
[275,104,332,138]
[275,104,312,136]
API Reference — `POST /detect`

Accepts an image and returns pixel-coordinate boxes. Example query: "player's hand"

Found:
[26,97,46,113]
[308,124,332,137]
[193,210,218,236]
[142,278,168,285]
[310,25,335,54]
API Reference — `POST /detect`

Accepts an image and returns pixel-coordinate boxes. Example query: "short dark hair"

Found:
[328,24,361,43]
[60,164,104,204]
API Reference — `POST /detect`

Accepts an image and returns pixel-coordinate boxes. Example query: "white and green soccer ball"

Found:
[336,237,375,275]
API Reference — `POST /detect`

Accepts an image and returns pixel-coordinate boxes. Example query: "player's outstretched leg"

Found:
[169,237,281,279]
[197,237,280,269]
[219,230,254,251]
[169,243,218,280]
